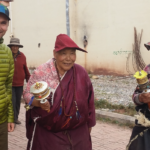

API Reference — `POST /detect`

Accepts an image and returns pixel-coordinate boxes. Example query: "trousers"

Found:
[0,122,8,150]
[12,86,23,122]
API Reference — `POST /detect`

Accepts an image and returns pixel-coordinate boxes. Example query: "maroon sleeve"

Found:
[24,57,30,82]
[87,78,96,128]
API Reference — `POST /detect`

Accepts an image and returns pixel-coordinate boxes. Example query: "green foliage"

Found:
[97,117,134,128]
[95,99,136,116]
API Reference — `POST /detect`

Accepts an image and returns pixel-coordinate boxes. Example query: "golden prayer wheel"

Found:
[30,81,51,102]
[136,76,148,85]
[134,70,150,108]
[25,81,51,112]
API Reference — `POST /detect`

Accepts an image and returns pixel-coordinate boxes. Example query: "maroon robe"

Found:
[26,64,96,150]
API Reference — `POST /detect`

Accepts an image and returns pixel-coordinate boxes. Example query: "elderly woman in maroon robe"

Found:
[23,34,96,150]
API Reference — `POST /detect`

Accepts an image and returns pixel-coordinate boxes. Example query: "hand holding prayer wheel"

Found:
[39,100,50,112]
[134,70,150,108]
[25,81,51,112]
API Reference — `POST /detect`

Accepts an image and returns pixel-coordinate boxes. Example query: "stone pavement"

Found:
[8,104,132,150]
[92,122,132,150]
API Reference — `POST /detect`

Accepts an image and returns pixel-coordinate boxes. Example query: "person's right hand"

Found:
[139,93,150,103]
[8,123,15,132]
[39,101,50,112]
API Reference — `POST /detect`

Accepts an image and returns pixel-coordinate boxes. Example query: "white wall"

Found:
[4,0,150,75]
[70,0,150,75]
[4,0,66,67]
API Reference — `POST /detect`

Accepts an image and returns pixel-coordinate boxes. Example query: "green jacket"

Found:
[0,38,14,124]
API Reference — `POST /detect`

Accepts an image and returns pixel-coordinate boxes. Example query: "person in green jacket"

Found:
[0,3,15,150]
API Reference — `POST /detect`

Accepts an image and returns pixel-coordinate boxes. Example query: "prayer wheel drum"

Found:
[30,81,51,103]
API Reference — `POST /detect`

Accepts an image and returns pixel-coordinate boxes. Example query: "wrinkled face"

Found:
[0,13,9,38]
[10,45,19,54]
[54,48,76,74]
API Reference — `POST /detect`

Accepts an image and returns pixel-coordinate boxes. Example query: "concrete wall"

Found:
[4,0,66,67]
[70,0,150,75]
[3,0,150,75]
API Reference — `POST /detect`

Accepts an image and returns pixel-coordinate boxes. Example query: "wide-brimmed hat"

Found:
[7,37,23,48]
[54,34,87,53]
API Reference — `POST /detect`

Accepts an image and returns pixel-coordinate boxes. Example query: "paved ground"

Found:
[8,104,132,150]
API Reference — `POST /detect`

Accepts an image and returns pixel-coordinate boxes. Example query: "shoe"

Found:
[15,120,21,124]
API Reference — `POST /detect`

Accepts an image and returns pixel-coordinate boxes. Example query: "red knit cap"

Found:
[54,34,87,53]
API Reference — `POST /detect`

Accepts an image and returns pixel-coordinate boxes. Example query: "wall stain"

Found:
[83,35,88,70]
[92,68,127,76]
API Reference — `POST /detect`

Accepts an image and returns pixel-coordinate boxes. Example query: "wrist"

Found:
[138,94,143,103]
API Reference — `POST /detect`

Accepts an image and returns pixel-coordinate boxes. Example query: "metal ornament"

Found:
[24,104,30,111]
[24,96,35,111]
[30,81,50,101]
